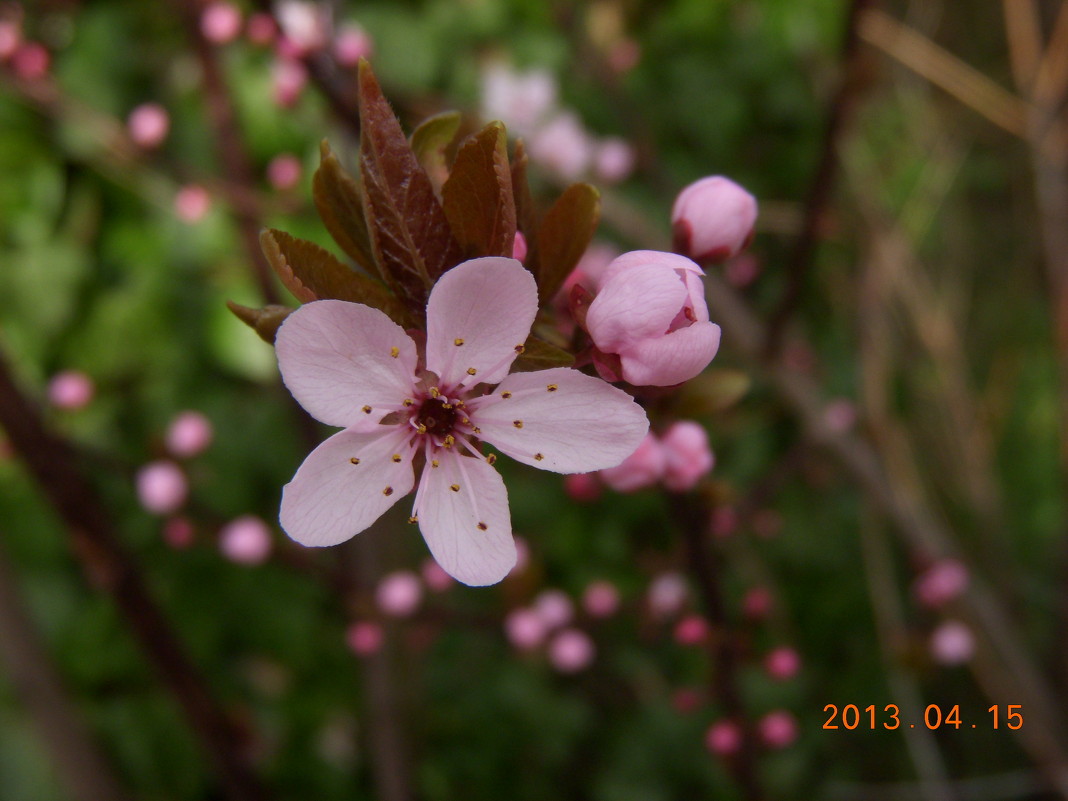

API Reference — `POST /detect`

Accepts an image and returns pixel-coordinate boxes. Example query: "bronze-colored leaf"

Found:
[226,301,292,344]
[442,121,516,259]
[357,60,463,307]
[673,368,752,417]
[511,334,575,372]
[410,111,461,192]
[312,140,378,278]
[535,183,600,304]
[260,228,410,324]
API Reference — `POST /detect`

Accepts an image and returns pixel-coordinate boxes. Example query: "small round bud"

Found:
[48,370,94,410]
[548,629,595,673]
[376,571,423,617]
[219,515,272,565]
[672,176,757,263]
[136,461,188,515]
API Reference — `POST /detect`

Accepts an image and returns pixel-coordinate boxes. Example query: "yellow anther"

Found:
[391,454,402,463]
[350,457,360,465]
[442,403,453,410]
[383,486,394,496]
[547,384,558,392]
[466,367,477,376]
[534,453,544,461]
[408,515,419,524]
[362,405,373,414]
[514,344,525,354]
[501,391,512,399]
[443,434,455,448]
[417,423,427,434]
[390,346,399,358]
[431,459,440,468]
[473,426,481,434]
[461,417,471,425]
[486,454,497,465]
[450,484,460,492]
[403,398,414,407]
[454,338,464,346]
[513,420,523,429]
[430,387,440,398]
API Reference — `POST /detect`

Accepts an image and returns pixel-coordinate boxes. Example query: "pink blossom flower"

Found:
[165,410,214,458]
[673,614,709,646]
[376,571,423,617]
[528,112,593,180]
[276,0,327,54]
[660,421,714,492]
[759,710,798,749]
[586,250,721,386]
[346,621,383,656]
[333,23,373,67]
[548,628,595,673]
[174,184,211,223]
[563,472,601,502]
[914,559,969,609]
[929,620,974,666]
[582,580,620,618]
[764,646,801,681]
[672,176,758,263]
[200,2,243,44]
[127,103,170,149]
[647,572,688,618]
[0,21,21,61]
[594,137,635,184]
[47,370,94,410]
[219,515,273,565]
[276,257,648,586]
[599,431,664,492]
[533,589,574,630]
[11,41,48,81]
[504,607,547,650]
[705,720,742,756]
[267,153,302,191]
[246,13,277,45]
[481,62,556,137]
[136,460,188,515]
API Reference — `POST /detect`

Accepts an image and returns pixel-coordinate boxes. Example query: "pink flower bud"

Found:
[913,559,969,609]
[345,621,383,656]
[481,63,556,137]
[174,184,211,223]
[47,370,94,410]
[672,176,757,263]
[200,2,243,44]
[421,559,453,592]
[548,628,595,673]
[586,250,721,386]
[742,586,773,621]
[647,572,688,619]
[246,13,277,45]
[165,410,214,458]
[660,421,714,492]
[272,57,307,107]
[594,137,635,184]
[504,607,547,650]
[764,646,801,681]
[599,432,665,492]
[929,620,974,666]
[276,1,327,54]
[136,460,188,515]
[758,710,798,749]
[582,580,620,618]
[511,231,528,263]
[127,103,170,149]
[0,21,20,61]
[376,571,423,617]
[163,516,195,549]
[673,614,709,646]
[219,515,273,565]
[528,112,593,180]
[705,720,742,756]
[533,589,574,630]
[563,472,602,503]
[333,23,373,67]
[12,41,49,81]
[266,152,302,191]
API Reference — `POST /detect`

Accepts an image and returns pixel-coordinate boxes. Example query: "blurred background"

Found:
[1,0,1066,799]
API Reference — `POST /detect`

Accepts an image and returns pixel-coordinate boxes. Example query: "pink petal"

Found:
[415,450,514,586]
[472,368,649,473]
[280,426,415,547]
[598,249,704,286]
[618,322,721,386]
[585,263,687,351]
[276,300,418,428]
[425,257,538,389]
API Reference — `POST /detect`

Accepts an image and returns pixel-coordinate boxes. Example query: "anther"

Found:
[430,387,440,398]
[514,344,525,354]
[486,454,497,465]
[403,398,414,407]
[534,453,544,461]
[443,434,455,447]
[362,405,372,414]
[477,522,488,531]
[390,346,399,358]
[442,403,453,410]
[391,454,402,463]
[350,457,360,465]
[513,420,523,429]
[383,486,394,496]
[450,484,460,492]
[547,383,558,392]
[431,459,440,468]
[473,426,481,434]
[501,391,512,399]
[454,338,464,346]
[416,423,427,434]
[408,515,419,524]
[466,367,477,376]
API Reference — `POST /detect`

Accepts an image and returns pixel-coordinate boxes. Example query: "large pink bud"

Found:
[660,421,714,492]
[585,250,721,386]
[672,176,757,263]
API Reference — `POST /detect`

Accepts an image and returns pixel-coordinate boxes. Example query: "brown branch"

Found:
[0,536,132,801]
[0,348,270,801]
[763,0,876,356]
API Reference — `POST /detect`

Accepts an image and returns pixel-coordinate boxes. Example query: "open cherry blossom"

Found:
[276,257,648,586]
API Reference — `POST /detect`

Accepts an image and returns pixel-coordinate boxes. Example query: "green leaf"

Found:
[226,301,292,344]
[260,228,410,324]
[535,183,600,304]
[673,368,751,416]
[442,122,516,259]
[511,335,575,372]
[410,111,461,192]
[312,140,378,278]
[357,60,463,308]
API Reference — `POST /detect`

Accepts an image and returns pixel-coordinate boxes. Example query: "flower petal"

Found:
[416,450,515,586]
[619,322,721,387]
[276,300,418,428]
[472,368,649,473]
[585,263,687,351]
[280,426,415,547]
[599,249,704,286]
[425,257,538,390]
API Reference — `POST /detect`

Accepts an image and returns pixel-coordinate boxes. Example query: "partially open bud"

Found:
[586,250,721,386]
[672,176,757,263]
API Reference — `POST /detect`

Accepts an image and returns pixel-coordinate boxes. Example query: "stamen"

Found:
[350,457,360,465]
[443,434,455,448]
[403,398,414,407]
[390,346,400,358]
[534,453,544,461]
[408,515,419,524]
[477,522,488,531]
[514,344,525,354]
[547,383,558,392]
[416,423,427,434]
[466,367,477,376]
[431,459,440,468]
[501,392,512,399]
[391,454,402,463]
[450,484,460,492]
[454,338,465,346]
[430,387,440,398]
[486,454,497,465]
[383,486,394,496]
[362,405,373,414]
[513,420,523,429]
